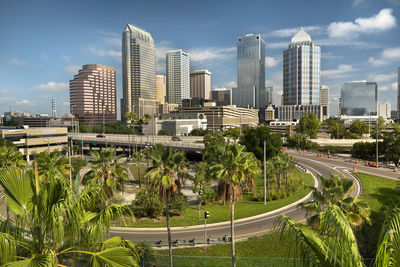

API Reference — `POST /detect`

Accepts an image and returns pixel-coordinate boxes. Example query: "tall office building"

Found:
[156,75,166,103]
[398,67,400,119]
[340,81,377,116]
[320,85,330,118]
[69,64,117,125]
[166,49,190,105]
[283,28,320,105]
[190,70,211,99]
[51,98,56,118]
[121,23,156,120]
[234,34,266,109]
[378,102,391,118]
[265,86,273,105]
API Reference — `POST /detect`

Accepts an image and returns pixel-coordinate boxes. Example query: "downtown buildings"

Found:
[233,34,266,109]
[166,49,190,105]
[69,64,117,125]
[190,70,211,99]
[340,81,378,116]
[121,23,157,120]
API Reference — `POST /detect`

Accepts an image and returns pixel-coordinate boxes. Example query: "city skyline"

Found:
[0,0,399,117]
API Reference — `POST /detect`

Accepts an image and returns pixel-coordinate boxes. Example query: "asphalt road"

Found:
[109,151,363,244]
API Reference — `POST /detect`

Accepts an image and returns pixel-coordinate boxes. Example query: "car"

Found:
[171,136,182,141]
[96,134,106,138]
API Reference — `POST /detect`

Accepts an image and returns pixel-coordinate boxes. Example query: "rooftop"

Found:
[291,28,312,43]
[124,23,153,42]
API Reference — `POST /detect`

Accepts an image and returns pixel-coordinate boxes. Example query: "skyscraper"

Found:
[166,49,190,105]
[156,75,166,103]
[398,67,400,119]
[70,64,117,125]
[190,70,211,99]
[265,86,273,105]
[234,34,266,109]
[211,88,232,106]
[320,85,330,118]
[51,98,56,118]
[121,23,156,120]
[340,81,377,116]
[283,28,320,105]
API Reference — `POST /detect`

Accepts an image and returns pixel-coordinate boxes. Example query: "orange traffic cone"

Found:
[328,153,331,158]
[365,161,369,166]
[353,166,357,173]
[303,150,306,154]
[394,166,397,172]
[355,159,359,164]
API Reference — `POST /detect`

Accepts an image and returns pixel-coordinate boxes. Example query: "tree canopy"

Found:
[296,113,321,139]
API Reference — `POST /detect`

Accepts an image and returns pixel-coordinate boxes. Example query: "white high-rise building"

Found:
[121,23,156,121]
[166,50,190,105]
[378,102,391,118]
[283,28,320,105]
[320,85,330,118]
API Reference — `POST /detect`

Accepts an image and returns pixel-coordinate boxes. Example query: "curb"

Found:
[110,167,318,232]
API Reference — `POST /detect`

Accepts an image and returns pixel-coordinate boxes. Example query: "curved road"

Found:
[110,151,365,244]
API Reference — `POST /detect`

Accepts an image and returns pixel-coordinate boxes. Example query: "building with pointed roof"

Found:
[121,23,156,121]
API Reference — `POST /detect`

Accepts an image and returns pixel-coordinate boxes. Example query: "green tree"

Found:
[71,156,88,184]
[296,113,321,139]
[371,116,387,139]
[239,125,282,161]
[0,167,138,266]
[211,143,259,267]
[350,120,369,137]
[0,145,26,169]
[325,118,347,139]
[36,151,71,181]
[300,174,370,229]
[223,128,241,140]
[382,123,400,166]
[146,144,187,267]
[351,142,376,161]
[271,155,284,191]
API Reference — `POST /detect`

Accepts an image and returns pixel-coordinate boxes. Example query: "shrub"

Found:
[132,188,164,218]
[170,194,187,215]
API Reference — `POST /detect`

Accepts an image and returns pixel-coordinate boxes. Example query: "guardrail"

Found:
[150,235,232,248]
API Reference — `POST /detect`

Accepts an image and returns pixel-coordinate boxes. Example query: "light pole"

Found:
[204,211,209,251]
[198,187,203,220]
[44,139,50,155]
[376,118,379,166]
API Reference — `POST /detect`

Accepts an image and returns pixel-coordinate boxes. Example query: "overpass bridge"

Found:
[68,133,205,153]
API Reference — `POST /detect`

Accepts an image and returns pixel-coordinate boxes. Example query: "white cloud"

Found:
[392,82,398,90]
[382,47,400,60]
[65,65,81,75]
[15,99,33,105]
[269,25,324,38]
[89,47,121,60]
[368,57,389,66]
[7,57,28,67]
[368,72,397,83]
[0,89,8,95]
[328,8,396,38]
[223,81,237,88]
[31,82,68,92]
[98,31,120,47]
[189,47,235,63]
[62,101,70,107]
[267,42,288,49]
[265,57,278,67]
[155,41,175,74]
[322,64,355,79]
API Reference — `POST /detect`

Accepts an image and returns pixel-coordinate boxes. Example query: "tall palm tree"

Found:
[264,160,275,200]
[280,153,293,190]
[276,204,364,267]
[132,151,144,188]
[0,167,138,266]
[211,143,259,267]
[146,144,187,267]
[0,145,26,169]
[36,151,71,181]
[125,111,139,156]
[272,155,283,191]
[300,174,370,229]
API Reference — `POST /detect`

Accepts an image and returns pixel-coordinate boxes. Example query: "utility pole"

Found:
[198,187,203,220]
[204,211,209,251]
[263,140,267,205]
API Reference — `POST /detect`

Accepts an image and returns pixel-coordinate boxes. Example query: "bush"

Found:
[132,188,164,218]
[170,194,187,215]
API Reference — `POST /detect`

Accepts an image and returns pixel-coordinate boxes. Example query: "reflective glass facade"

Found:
[283,31,320,106]
[340,82,377,116]
[235,34,266,109]
[166,50,190,105]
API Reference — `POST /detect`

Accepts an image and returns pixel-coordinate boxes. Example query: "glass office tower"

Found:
[121,23,156,120]
[166,49,190,105]
[283,28,320,105]
[235,34,266,109]
[340,81,378,116]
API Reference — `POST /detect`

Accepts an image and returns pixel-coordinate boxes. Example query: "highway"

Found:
[109,151,364,244]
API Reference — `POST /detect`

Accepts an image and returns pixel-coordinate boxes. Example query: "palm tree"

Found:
[276,204,364,266]
[0,167,138,266]
[211,143,259,267]
[277,205,400,267]
[83,147,129,203]
[280,153,293,190]
[272,155,283,191]
[146,144,187,267]
[265,160,274,200]
[125,111,139,156]
[0,145,26,169]
[300,174,371,229]
[36,151,71,181]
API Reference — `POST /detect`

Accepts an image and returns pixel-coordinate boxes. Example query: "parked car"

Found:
[96,134,106,138]
[171,136,182,141]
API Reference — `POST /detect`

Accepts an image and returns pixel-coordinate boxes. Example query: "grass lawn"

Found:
[353,173,400,258]
[118,168,314,227]
[152,232,301,267]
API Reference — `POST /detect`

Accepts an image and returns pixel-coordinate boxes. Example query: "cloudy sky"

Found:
[0,0,399,118]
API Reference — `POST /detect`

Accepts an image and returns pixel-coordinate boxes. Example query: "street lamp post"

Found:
[44,139,50,155]
[204,211,209,251]
[263,140,267,205]
[376,118,379,166]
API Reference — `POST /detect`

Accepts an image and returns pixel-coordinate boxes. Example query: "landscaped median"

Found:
[113,168,315,228]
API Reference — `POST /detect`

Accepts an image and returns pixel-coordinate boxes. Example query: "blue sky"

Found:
[0,0,399,118]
